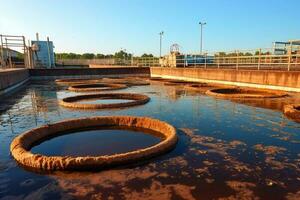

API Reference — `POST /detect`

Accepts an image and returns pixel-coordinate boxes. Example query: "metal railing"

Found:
[167,48,300,71]
[55,48,300,71]
[0,34,29,69]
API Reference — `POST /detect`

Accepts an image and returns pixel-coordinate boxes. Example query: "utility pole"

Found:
[199,22,206,55]
[159,31,164,57]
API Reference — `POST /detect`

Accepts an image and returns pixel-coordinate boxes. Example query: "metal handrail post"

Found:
[236,50,239,70]
[258,48,261,70]
[217,53,220,69]
[288,44,292,71]
[22,36,27,68]
[204,53,207,69]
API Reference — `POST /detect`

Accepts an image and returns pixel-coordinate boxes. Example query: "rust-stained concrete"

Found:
[59,93,150,109]
[55,78,103,86]
[101,77,150,86]
[206,87,288,99]
[283,104,300,122]
[10,116,177,171]
[68,83,127,92]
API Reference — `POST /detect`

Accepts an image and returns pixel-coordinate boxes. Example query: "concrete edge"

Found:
[59,93,150,110]
[0,78,30,96]
[10,116,177,171]
[151,74,300,93]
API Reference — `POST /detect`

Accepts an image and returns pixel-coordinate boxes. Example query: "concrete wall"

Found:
[2,67,300,95]
[0,69,29,95]
[29,67,150,80]
[151,67,300,92]
[29,67,150,79]
[56,58,115,66]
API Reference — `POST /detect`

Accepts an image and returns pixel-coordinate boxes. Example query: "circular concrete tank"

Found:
[55,78,101,86]
[68,83,127,92]
[164,80,199,86]
[102,78,150,86]
[149,77,173,82]
[59,93,150,109]
[283,104,300,122]
[206,87,287,99]
[10,116,178,171]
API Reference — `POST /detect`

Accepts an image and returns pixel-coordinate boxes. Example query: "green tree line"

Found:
[56,51,155,60]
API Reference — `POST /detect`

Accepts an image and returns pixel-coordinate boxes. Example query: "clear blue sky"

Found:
[0,0,299,56]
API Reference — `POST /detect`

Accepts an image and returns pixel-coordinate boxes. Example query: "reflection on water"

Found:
[31,128,162,156]
[0,80,300,199]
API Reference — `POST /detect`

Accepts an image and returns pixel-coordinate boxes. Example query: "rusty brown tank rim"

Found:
[101,78,150,86]
[206,87,288,99]
[55,78,102,86]
[164,81,200,86]
[183,83,215,91]
[149,77,173,82]
[184,83,209,88]
[59,93,150,109]
[68,83,128,92]
[166,80,199,84]
[283,104,300,122]
[10,116,178,171]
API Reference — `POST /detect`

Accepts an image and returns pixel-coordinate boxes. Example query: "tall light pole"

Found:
[199,22,206,55]
[159,31,164,57]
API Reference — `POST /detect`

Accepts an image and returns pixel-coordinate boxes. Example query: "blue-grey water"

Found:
[0,79,300,200]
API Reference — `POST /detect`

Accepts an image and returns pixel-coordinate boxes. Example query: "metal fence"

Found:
[57,48,300,71]
[171,48,300,71]
[56,52,300,71]
[3,43,296,71]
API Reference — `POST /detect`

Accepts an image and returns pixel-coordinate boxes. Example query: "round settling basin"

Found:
[149,77,173,82]
[206,88,287,99]
[68,83,127,92]
[55,78,101,86]
[283,104,300,122]
[59,93,150,109]
[10,116,177,171]
[102,78,150,86]
[164,80,199,86]
[184,83,215,91]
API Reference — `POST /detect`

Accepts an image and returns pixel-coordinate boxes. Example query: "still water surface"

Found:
[0,80,300,199]
[31,128,162,156]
